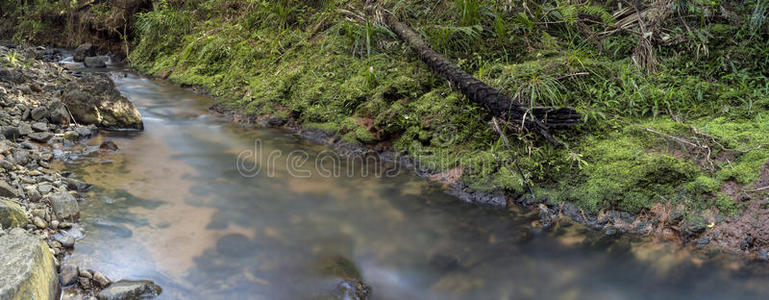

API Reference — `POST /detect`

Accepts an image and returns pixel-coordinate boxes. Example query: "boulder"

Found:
[47,99,70,125]
[0,200,27,228]
[0,180,18,197]
[0,228,59,300]
[96,280,162,300]
[62,74,143,131]
[84,56,106,68]
[49,190,79,220]
[73,43,95,62]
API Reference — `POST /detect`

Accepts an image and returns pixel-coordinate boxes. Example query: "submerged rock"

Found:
[96,280,162,300]
[0,228,59,300]
[84,56,107,68]
[0,199,28,228]
[62,73,143,130]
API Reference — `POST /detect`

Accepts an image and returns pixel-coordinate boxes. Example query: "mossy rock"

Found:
[0,199,28,229]
[315,255,362,280]
[0,228,59,300]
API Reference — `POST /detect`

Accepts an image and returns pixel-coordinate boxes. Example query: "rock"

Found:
[696,237,710,248]
[93,272,111,287]
[79,276,92,289]
[62,73,143,130]
[64,178,91,192]
[30,106,47,121]
[32,216,47,229]
[74,126,92,138]
[84,56,106,68]
[12,149,29,165]
[49,190,79,220]
[28,132,52,143]
[47,99,69,125]
[0,199,28,228]
[96,280,162,300]
[0,180,18,197]
[2,126,21,140]
[79,269,93,279]
[0,228,59,300]
[59,263,79,286]
[55,235,75,248]
[73,43,95,62]
[31,122,48,132]
[100,141,119,151]
[336,279,371,300]
[37,184,53,195]
[64,131,79,140]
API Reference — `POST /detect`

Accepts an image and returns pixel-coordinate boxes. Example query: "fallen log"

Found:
[384,15,581,143]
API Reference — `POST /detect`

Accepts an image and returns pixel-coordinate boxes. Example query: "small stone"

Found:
[28,132,52,143]
[604,227,617,236]
[56,235,75,248]
[696,237,710,248]
[93,272,111,287]
[0,180,18,197]
[78,276,92,289]
[59,263,79,286]
[79,269,93,279]
[32,216,47,229]
[50,220,59,229]
[74,127,92,138]
[96,280,162,300]
[64,131,79,141]
[100,141,119,151]
[31,122,48,132]
[38,184,53,194]
[30,107,47,121]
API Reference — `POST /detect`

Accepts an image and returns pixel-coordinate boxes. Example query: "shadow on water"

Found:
[57,72,769,299]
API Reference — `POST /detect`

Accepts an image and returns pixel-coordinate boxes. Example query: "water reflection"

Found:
[57,73,769,299]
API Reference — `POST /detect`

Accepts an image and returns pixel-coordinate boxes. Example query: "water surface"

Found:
[61,72,769,299]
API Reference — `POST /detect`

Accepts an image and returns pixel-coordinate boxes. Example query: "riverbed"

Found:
[58,71,769,299]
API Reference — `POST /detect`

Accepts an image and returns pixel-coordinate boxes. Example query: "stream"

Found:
[57,69,769,299]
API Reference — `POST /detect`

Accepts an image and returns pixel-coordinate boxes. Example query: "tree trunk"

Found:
[384,15,581,143]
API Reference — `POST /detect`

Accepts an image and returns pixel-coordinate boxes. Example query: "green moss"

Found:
[716,193,742,217]
[686,175,721,194]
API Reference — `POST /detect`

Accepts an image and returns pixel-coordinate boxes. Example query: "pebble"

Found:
[696,237,710,248]
[56,235,75,248]
[93,271,111,287]
[32,216,47,229]
[59,264,79,286]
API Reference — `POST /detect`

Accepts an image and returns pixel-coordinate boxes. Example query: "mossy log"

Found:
[384,15,581,143]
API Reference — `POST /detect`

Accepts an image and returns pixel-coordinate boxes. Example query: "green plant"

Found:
[1,52,21,68]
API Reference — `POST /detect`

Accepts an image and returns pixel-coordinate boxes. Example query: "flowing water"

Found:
[58,70,769,299]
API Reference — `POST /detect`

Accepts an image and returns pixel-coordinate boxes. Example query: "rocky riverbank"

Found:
[0,44,160,300]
